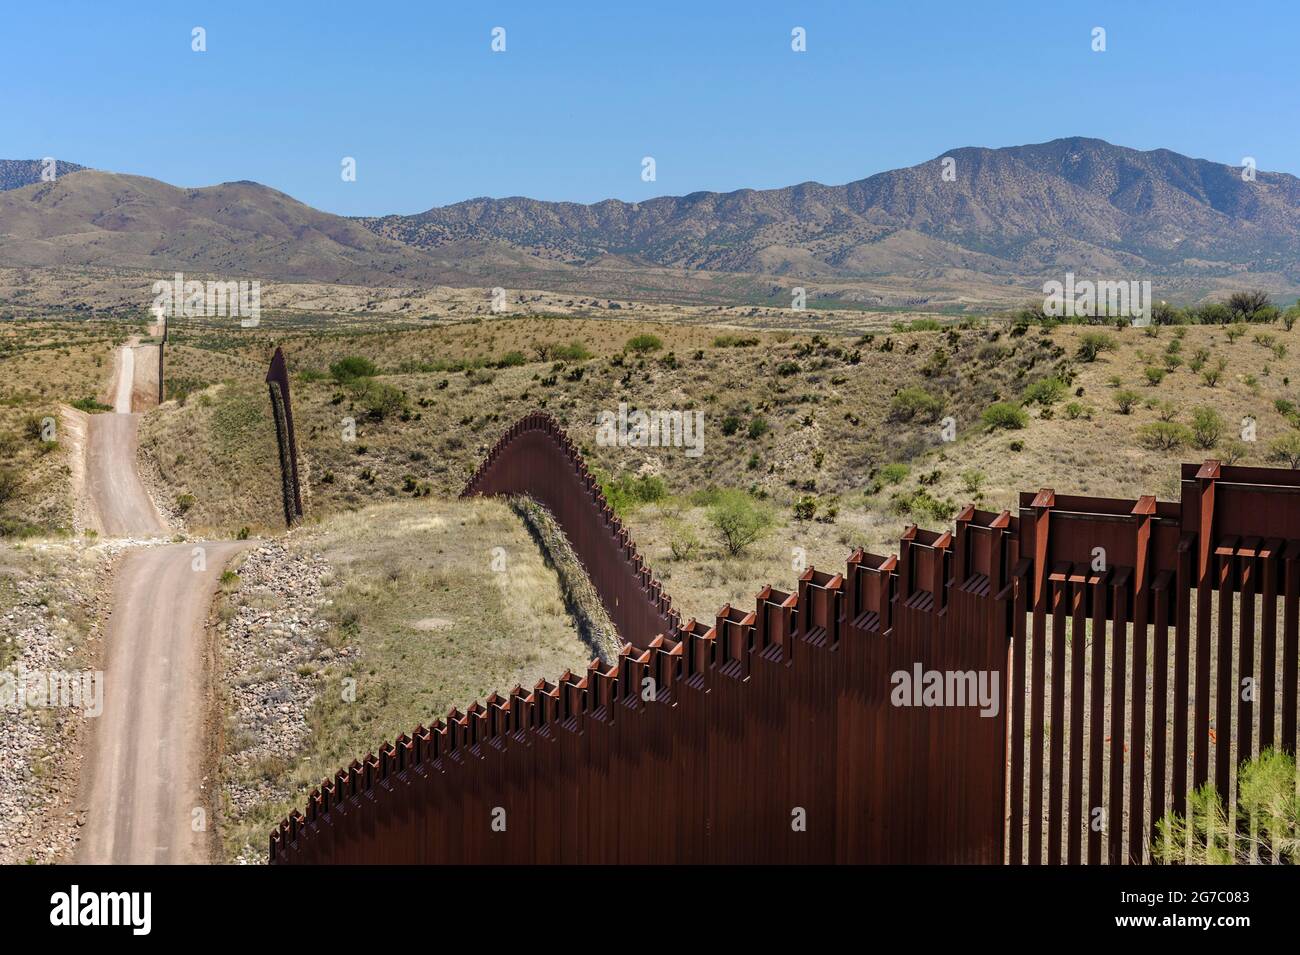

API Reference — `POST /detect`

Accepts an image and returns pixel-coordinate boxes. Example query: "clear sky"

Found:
[3,1,1296,216]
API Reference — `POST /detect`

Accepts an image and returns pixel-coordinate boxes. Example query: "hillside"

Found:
[362,138,1300,292]
[0,159,88,191]
[0,170,481,286]
[2,139,1298,308]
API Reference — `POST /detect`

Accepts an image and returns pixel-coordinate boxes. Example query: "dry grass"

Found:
[216,497,595,857]
[0,320,137,536]
[901,322,1300,516]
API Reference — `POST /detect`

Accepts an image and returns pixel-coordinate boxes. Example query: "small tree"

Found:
[1140,421,1191,451]
[667,519,701,561]
[625,333,663,354]
[1190,407,1224,450]
[1218,439,1248,465]
[1227,290,1276,322]
[707,490,773,556]
[1113,389,1140,415]
[1076,332,1116,362]
[1201,357,1228,387]
[1270,433,1300,469]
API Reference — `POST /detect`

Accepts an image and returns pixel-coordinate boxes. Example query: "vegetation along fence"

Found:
[268,414,1299,864]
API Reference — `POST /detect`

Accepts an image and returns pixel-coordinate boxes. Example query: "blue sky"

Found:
[4,1,1297,216]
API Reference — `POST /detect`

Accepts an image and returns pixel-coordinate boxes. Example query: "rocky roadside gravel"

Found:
[217,537,345,864]
[0,539,149,864]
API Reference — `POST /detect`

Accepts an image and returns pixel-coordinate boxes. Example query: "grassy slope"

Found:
[143,314,1300,617]
[217,497,596,858]
[139,315,1059,532]
[0,319,140,536]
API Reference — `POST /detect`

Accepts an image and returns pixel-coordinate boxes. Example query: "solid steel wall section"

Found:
[461,413,678,648]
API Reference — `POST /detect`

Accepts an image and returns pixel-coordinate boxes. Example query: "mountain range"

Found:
[2,138,1298,307]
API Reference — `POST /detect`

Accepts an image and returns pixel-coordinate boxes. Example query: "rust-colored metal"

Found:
[268,416,1300,864]
[461,412,679,646]
[265,347,303,527]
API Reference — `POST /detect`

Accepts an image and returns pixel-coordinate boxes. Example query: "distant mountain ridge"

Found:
[360,138,1300,281]
[0,139,1297,305]
[0,159,88,191]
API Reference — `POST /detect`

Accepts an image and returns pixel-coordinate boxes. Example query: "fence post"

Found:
[266,346,304,527]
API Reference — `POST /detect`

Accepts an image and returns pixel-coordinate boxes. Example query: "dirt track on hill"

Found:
[76,541,247,864]
[84,342,167,537]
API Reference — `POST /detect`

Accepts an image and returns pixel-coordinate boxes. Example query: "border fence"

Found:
[265,347,303,527]
[268,415,1299,864]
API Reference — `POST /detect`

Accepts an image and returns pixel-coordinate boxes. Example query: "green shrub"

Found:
[329,356,378,382]
[667,519,701,560]
[1139,421,1191,451]
[355,380,407,420]
[1201,358,1227,387]
[1021,376,1066,407]
[793,496,818,521]
[890,488,958,525]
[1152,749,1298,864]
[890,386,945,422]
[981,402,1028,430]
[600,472,668,514]
[1270,433,1300,468]
[495,350,527,368]
[71,397,114,413]
[879,463,910,485]
[625,334,662,354]
[747,416,770,440]
[1219,440,1248,465]
[1191,407,1224,450]
[1114,389,1140,414]
[0,468,20,505]
[544,341,593,361]
[721,415,741,436]
[712,334,759,348]
[1076,332,1116,362]
[707,490,773,556]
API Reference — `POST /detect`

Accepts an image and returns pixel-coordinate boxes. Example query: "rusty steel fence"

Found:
[460,412,679,647]
[265,347,303,527]
[268,415,1300,864]
[1010,464,1300,864]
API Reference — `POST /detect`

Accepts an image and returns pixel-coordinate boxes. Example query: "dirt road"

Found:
[112,343,136,413]
[77,541,246,864]
[85,343,167,537]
